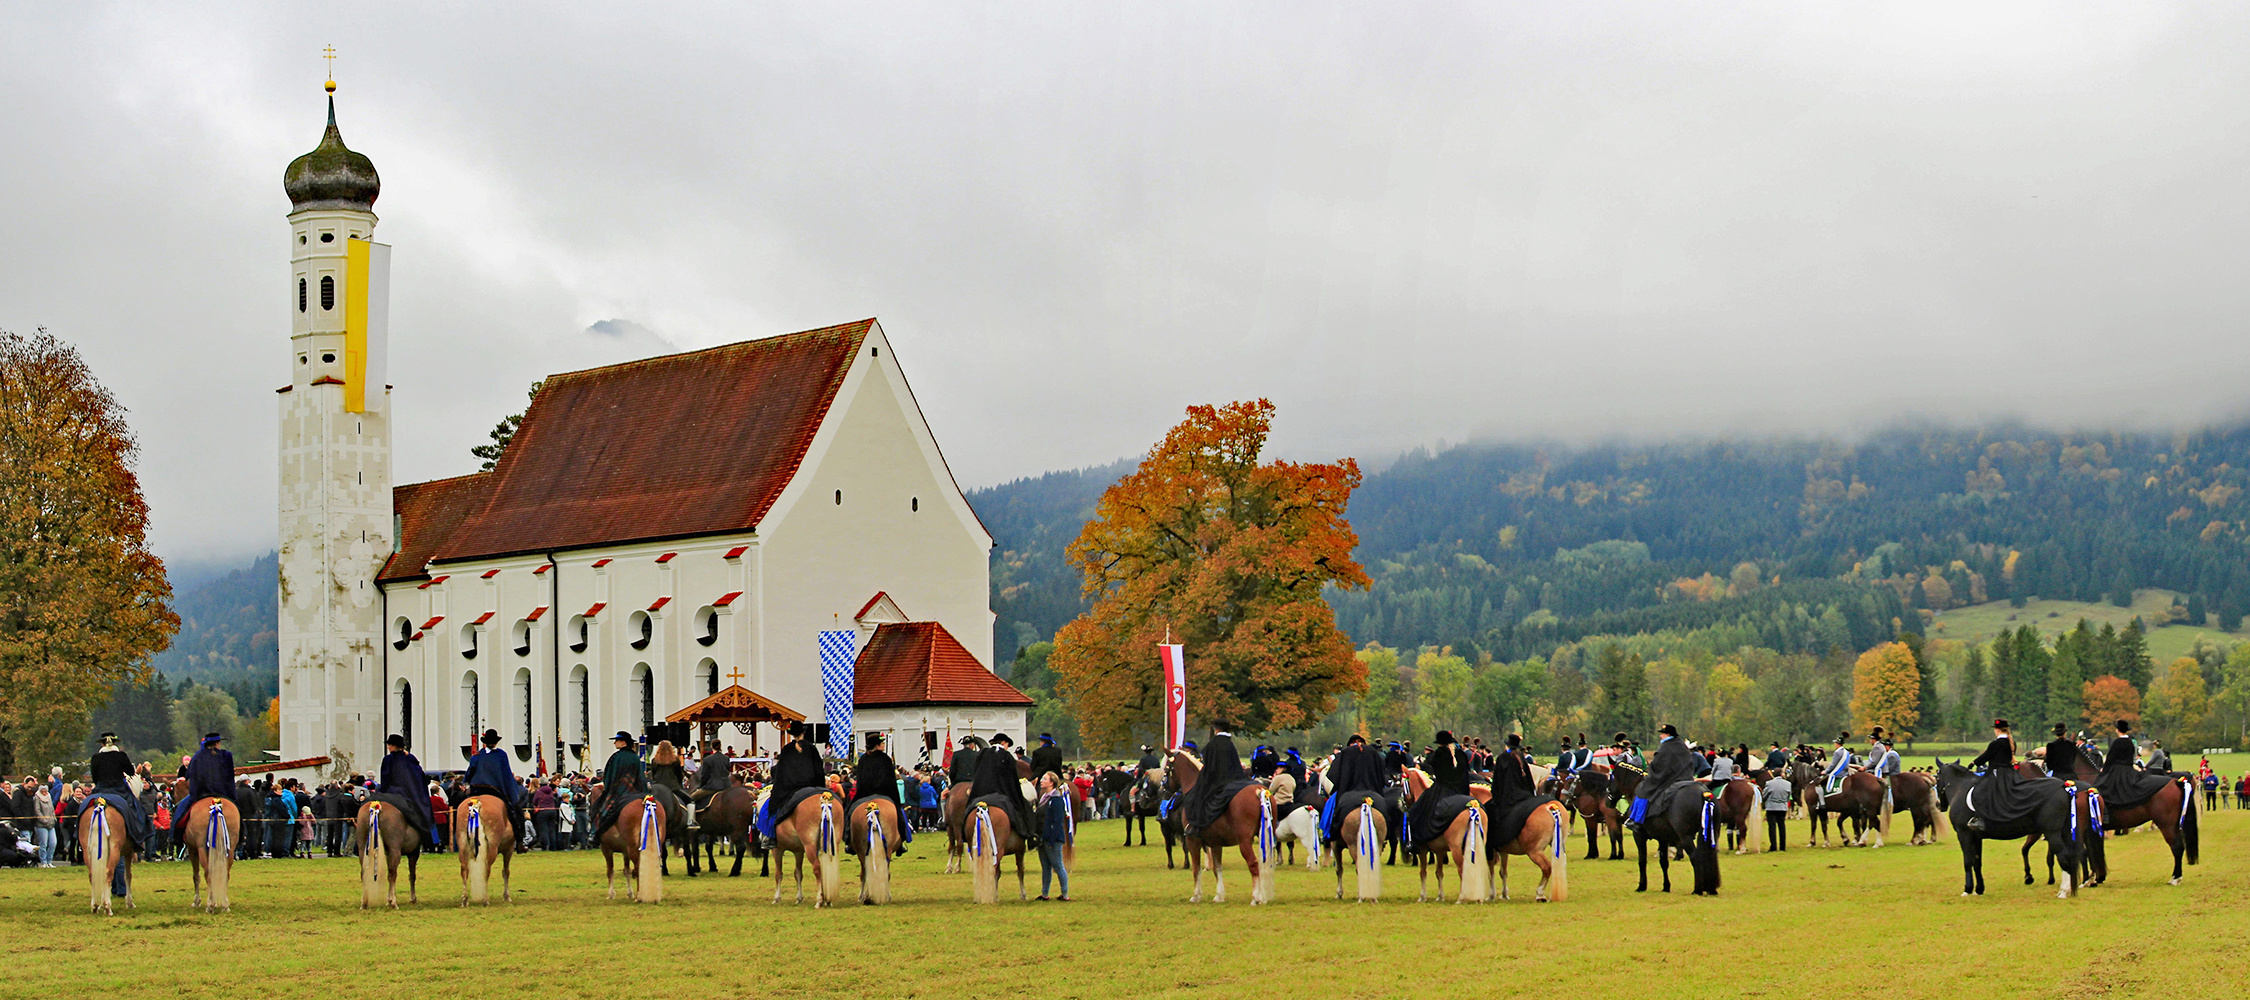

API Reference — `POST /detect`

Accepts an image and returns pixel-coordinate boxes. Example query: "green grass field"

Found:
[1931,588,2245,668]
[6,808,2248,999]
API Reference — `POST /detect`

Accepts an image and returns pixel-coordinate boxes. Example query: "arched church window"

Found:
[513,620,533,657]
[629,611,652,650]
[633,664,654,734]
[568,615,588,654]
[396,680,413,748]
[695,606,718,647]
[834,489,842,505]
[911,497,919,512]
[515,667,534,760]
[320,275,335,311]
[299,278,307,313]
[460,622,480,660]
[393,616,412,651]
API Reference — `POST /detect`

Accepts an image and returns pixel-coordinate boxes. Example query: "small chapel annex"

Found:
[274,90,1028,775]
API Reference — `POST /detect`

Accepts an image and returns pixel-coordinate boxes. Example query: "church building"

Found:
[275,87,1028,776]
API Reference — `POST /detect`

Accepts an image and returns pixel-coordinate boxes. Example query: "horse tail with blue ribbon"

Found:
[1354,801,1382,901]
[359,801,385,909]
[813,793,841,906]
[1457,800,1489,903]
[862,801,892,905]
[1546,802,1571,902]
[464,798,491,904]
[635,795,664,903]
[970,803,1000,904]
[203,801,232,912]
[87,798,112,914]
[1254,790,1277,905]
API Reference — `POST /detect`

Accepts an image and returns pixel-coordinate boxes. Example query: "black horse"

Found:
[1633,781,1720,895]
[1933,760,2081,898]
[1124,772,1164,847]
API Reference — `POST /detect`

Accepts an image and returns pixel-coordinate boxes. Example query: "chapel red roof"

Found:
[379,473,494,583]
[418,320,872,562]
[852,621,1032,708]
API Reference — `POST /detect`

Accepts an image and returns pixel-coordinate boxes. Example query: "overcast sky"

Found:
[4,3,2249,568]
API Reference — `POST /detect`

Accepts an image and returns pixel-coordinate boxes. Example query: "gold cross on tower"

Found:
[323,45,337,92]
[726,664,745,685]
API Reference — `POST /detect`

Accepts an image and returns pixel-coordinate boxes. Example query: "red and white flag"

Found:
[1160,644,1187,751]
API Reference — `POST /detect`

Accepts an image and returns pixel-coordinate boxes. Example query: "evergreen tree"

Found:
[2109,568,2134,608]
[2187,592,2208,627]
[1953,646,1987,738]
[2045,623,2090,728]
[85,668,172,756]
[2012,626,2053,726]
[1589,644,1652,741]
[2118,618,2152,691]
[1897,631,1936,734]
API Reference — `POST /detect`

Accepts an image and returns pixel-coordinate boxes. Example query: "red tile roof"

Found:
[419,320,871,562]
[380,474,493,583]
[852,621,1031,708]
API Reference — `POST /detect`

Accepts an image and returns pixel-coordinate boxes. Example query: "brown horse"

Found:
[767,787,844,906]
[1714,777,1759,854]
[1889,771,1943,845]
[453,794,514,905]
[355,799,422,909]
[693,785,761,877]
[1331,797,1385,901]
[1565,767,1625,860]
[1163,749,1277,904]
[965,797,1029,903]
[1492,799,1572,902]
[944,756,1034,873]
[2059,757,2198,885]
[79,796,134,915]
[599,795,666,903]
[180,797,241,913]
[1402,769,1489,902]
[848,796,905,905]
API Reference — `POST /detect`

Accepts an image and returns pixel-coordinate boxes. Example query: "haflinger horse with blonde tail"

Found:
[1330,794,1385,901]
[79,795,135,915]
[1162,748,1277,905]
[1488,797,1572,902]
[965,795,1030,903]
[600,795,667,903]
[356,798,423,909]
[849,795,905,905]
[768,787,845,907]
[453,794,514,905]
[1402,768,1490,903]
[181,796,242,913]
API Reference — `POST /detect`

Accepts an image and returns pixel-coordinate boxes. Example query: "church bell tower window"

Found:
[320,275,335,311]
[299,278,307,313]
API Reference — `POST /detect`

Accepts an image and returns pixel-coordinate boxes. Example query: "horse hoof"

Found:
[2169,878,2181,886]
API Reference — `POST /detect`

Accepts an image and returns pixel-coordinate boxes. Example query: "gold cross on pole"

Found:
[323,45,337,84]
[726,664,744,685]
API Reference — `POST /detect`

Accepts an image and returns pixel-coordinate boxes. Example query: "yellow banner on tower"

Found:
[343,238,390,413]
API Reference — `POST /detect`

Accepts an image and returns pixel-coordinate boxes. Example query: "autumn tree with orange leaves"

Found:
[1050,400,1368,751]
[0,329,178,774]
[1849,641,1920,739]
[2082,675,2141,728]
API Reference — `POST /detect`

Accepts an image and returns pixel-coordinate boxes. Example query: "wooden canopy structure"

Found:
[665,683,804,753]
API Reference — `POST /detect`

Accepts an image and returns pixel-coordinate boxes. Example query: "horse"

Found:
[942,782,973,874]
[693,785,761,877]
[1811,771,1888,848]
[1274,801,1322,870]
[355,799,422,909]
[648,787,699,877]
[179,797,241,913]
[965,797,1030,903]
[598,795,667,903]
[2059,756,2199,885]
[1633,781,1720,895]
[1162,749,1278,904]
[1490,799,1572,902]
[1329,795,1385,901]
[79,796,134,915]
[848,795,905,905]
[1890,771,1943,845]
[1714,777,1759,854]
[1564,767,1625,860]
[1401,769,1490,903]
[1933,759,2080,898]
[452,794,514,905]
[768,787,845,907]
[1125,771,1164,847]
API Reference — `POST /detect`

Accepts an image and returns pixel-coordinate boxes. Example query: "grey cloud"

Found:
[1,2,2247,565]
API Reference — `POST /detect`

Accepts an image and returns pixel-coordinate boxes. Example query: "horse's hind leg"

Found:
[501,851,513,903]
[407,850,419,904]
[2020,837,2037,885]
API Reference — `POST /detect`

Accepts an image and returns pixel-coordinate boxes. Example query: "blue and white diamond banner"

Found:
[818,629,858,759]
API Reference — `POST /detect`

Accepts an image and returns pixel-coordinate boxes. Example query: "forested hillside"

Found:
[975,424,2250,749]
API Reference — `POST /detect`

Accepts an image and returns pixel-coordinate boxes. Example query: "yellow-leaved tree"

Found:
[1848,642,1920,738]
[1050,400,1368,751]
[0,328,178,774]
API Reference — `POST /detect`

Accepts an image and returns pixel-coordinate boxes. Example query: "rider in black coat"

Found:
[1629,725,1694,824]
[2043,723,2086,780]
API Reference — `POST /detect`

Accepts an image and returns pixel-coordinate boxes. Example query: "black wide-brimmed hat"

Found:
[203,732,225,745]
[384,734,406,748]
[2053,722,2068,736]
[612,731,635,743]
[1658,724,1678,738]
[1992,719,2011,732]
[482,729,502,745]
[992,733,1015,747]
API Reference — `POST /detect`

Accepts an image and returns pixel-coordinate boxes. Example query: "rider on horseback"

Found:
[2043,723,2086,779]
[1407,731,1472,851]
[1628,724,1694,825]
[692,742,734,829]
[759,722,824,841]
[464,729,526,839]
[647,740,692,829]
[175,732,235,825]
[1030,733,1066,786]
[971,732,1035,843]
[87,733,148,892]
[596,731,646,837]
[1822,731,1853,796]
[850,732,910,850]
[1322,733,1386,842]
[376,734,436,844]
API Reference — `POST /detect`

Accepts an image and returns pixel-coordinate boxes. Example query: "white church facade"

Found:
[275,91,1026,776]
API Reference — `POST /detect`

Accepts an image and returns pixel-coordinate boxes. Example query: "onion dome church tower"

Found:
[277,79,393,773]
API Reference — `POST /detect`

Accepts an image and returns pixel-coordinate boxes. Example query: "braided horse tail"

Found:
[359,802,387,909]
[969,803,1001,904]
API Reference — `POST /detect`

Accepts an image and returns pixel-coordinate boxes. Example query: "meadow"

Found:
[4,806,2247,1000]
[1931,588,2247,671]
